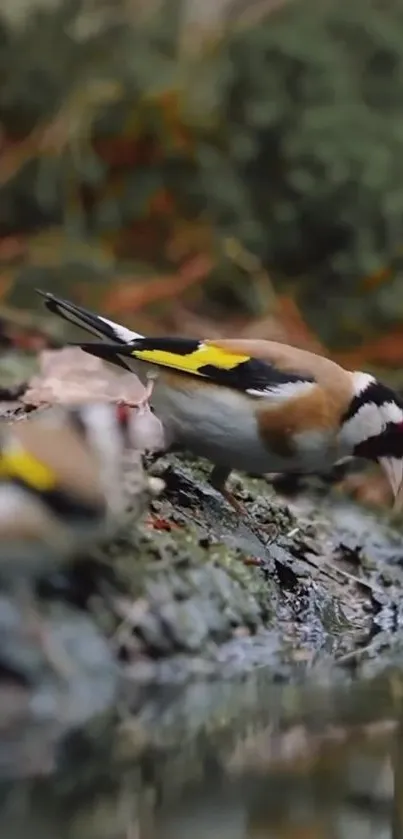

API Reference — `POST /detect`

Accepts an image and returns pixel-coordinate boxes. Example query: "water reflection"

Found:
[0,671,402,838]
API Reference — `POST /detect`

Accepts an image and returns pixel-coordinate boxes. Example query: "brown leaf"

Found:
[360,264,394,292]
[23,347,165,453]
[93,134,161,168]
[0,236,27,263]
[23,347,146,406]
[338,470,394,509]
[333,329,403,369]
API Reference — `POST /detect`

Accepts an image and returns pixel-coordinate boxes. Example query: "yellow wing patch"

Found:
[0,447,57,491]
[131,343,250,378]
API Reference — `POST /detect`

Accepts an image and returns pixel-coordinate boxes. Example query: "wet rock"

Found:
[135,608,173,655]
[0,596,118,735]
[192,597,229,641]
[145,576,178,605]
[1,412,403,694]
[158,601,210,652]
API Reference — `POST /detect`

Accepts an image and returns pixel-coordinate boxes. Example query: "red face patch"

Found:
[116,401,131,426]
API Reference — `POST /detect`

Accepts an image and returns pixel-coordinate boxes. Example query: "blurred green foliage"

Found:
[225,0,403,346]
[1,0,403,349]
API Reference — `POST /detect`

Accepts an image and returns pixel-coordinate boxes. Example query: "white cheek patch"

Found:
[98,315,142,344]
[0,484,30,519]
[79,404,124,463]
[342,400,403,446]
[351,372,376,395]
[247,380,315,400]
[77,404,127,516]
[342,403,386,445]
[381,401,403,424]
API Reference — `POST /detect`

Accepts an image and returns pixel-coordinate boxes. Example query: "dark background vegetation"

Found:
[1,0,403,366]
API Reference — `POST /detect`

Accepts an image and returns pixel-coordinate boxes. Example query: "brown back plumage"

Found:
[208,339,355,455]
[11,417,105,506]
[208,339,351,386]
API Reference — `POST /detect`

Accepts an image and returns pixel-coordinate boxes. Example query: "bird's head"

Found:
[70,401,165,458]
[340,373,403,500]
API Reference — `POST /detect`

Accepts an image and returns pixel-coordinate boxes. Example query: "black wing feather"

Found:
[76,341,316,394]
[197,359,314,392]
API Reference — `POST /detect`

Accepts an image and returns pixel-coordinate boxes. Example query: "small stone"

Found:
[135,610,172,654]
[159,601,209,652]
[147,477,165,497]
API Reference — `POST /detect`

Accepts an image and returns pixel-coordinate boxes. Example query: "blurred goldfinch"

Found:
[0,402,138,675]
[0,401,165,676]
[0,401,146,577]
[38,291,403,510]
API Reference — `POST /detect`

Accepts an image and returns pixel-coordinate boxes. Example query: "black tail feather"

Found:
[70,342,133,372]
[70,341,132,358]
[36,289,128,344]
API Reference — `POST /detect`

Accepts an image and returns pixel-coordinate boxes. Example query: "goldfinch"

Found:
[0,401,161,676]
[38,290,403,509]
[0,401,145,577]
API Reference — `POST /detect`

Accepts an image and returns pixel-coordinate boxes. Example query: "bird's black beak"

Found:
[379,457,403,505]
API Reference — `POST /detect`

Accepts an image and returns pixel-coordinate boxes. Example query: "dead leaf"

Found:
[338,469,394,509]
[0,236,27,263]
[22,347,165,453]
[24,347,144,405]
